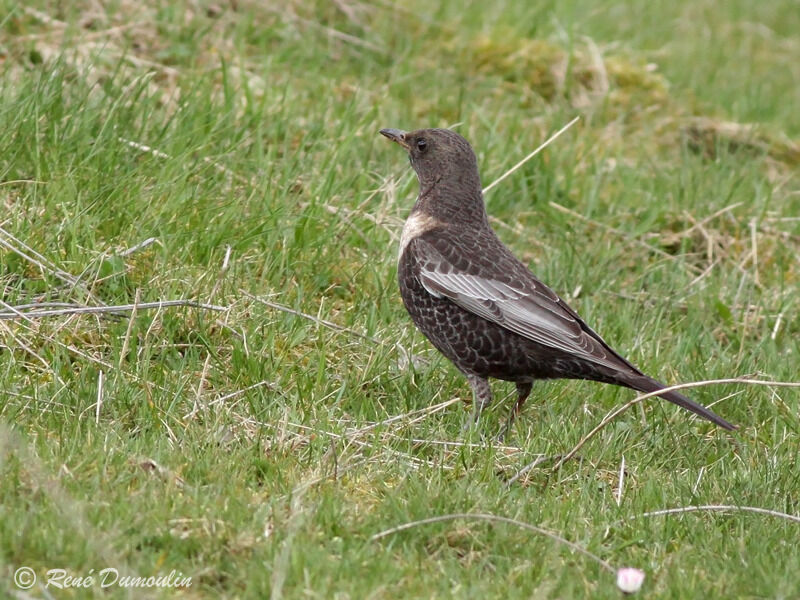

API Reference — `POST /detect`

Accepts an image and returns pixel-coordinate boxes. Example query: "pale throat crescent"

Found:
[398,210,442,261]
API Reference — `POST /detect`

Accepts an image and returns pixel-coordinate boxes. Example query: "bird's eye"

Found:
[416,138,427,151]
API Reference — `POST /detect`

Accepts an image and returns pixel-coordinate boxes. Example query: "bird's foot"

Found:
[496,406,520,442]
[461,414,480,433]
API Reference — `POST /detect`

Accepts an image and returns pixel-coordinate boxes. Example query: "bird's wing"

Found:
[414,234,633,372]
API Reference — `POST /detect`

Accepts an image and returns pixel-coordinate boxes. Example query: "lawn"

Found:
[1,0,799,598]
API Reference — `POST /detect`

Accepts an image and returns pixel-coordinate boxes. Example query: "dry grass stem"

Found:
[483,116,580,195]
[546,377,800,472]
[370,512,615,573]
[0,300,228,320]
[632,505,800,525]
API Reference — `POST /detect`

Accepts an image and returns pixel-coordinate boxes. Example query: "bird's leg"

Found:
[498,381,532,441]
[464,375,492,431]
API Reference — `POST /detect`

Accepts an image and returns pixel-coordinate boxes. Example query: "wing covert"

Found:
[414,236,622,370]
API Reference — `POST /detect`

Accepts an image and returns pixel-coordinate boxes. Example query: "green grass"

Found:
[1,1,799,598]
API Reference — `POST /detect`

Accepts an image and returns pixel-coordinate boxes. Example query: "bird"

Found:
[379,126,736,438]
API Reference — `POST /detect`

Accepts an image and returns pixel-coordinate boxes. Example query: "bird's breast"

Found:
[398,210,443,262]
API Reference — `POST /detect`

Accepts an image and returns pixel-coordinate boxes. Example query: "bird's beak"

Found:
[379,128,409,150]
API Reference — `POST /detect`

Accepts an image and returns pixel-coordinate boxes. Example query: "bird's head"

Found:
[380,128,481,192]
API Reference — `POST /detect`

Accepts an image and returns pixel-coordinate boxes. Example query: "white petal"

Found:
[616,567,645,593]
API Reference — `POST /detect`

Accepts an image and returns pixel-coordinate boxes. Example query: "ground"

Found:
[1,1,799,598]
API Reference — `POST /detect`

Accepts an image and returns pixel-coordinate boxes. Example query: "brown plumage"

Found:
[380,127,736,437]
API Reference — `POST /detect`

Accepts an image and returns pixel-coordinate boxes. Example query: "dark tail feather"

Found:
[626,375,737,431]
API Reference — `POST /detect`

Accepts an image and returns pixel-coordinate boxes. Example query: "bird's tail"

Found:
[624,375,737,431]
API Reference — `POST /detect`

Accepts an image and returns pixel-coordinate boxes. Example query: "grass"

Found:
[1,0,799,597]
